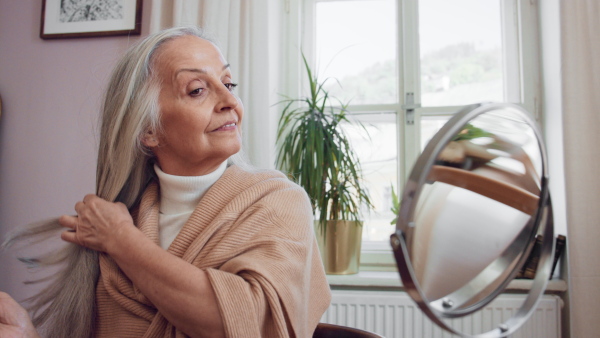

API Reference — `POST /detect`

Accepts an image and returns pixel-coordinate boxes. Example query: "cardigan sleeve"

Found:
[204,183,331,338]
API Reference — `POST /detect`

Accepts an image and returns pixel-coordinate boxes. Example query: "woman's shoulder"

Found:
[225,165,301,190]
[216,166,314,237]
[223,165,309,206]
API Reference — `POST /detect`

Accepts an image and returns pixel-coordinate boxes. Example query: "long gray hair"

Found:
[3,26,247,338]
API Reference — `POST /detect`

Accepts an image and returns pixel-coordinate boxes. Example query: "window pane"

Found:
[316,0,397,105]
[421,115,450,151]
[419,0,504,106]
[343,117,398,242]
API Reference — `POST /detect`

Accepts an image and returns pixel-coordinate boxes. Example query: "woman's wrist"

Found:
[105,222,142,258]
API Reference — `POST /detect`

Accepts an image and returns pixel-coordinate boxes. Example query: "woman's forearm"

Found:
[106,225,225,338]
[58,195,225,337]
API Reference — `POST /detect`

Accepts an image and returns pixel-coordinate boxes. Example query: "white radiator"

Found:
[322,290,562,338]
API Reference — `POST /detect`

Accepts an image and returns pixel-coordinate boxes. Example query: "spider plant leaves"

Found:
[452,123,492,141]
[275,52,373,233]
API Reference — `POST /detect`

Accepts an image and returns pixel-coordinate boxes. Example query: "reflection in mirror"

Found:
[413,108,542,303]
[392,103,554,337]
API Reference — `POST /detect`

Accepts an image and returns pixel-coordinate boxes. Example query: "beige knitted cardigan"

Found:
[94,165,331,337]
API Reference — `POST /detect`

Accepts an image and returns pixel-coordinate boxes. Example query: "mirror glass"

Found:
[392,103,553,337]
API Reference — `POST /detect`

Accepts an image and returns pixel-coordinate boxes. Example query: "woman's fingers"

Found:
[59,215,79,245]
[58,214,77,230]
[73,194,100,218]
[74,200,85,216]
[83,193,98,203]
[58,194,135,253]
[60,228,78,244]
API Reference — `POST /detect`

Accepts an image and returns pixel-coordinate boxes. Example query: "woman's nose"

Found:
[215,85,239,112]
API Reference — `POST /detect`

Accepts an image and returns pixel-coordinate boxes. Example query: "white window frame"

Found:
[280,0,541,270]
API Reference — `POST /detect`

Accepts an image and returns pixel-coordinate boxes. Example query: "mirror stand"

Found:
[392,103,556,337]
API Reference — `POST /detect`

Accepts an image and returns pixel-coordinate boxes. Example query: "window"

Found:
[284,0,540,267]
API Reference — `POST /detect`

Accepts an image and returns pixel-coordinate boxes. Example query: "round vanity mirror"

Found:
[391,102,555,337]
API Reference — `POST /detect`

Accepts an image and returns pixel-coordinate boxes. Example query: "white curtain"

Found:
[560,1,600,337]
[149,0,284,169]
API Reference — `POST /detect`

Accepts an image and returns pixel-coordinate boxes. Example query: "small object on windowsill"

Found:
[515,234,542,279]
[515,234,566,280]
[523,234,544,279]
[550,234,566,277]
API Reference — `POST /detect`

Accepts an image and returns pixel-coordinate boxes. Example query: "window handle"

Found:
[401,92,421,125]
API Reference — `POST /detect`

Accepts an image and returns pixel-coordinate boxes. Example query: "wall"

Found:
[539,2,571,336]
[0,0,151,301]
[559,2,600,338]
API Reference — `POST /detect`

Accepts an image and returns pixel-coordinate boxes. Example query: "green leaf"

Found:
[275,50,374,232]
[452,123,492,141]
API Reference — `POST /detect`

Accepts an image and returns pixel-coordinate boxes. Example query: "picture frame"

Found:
[40,0,142,39]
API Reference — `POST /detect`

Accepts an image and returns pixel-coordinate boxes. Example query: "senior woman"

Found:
[0,26,331,337]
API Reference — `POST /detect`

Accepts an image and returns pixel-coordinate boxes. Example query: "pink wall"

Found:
[0,0,151,301]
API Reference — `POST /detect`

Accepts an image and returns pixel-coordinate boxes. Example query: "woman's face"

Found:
[148,35,243,176]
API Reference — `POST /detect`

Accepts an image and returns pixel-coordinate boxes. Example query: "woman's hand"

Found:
[0,292,39,338]
[59,194,135,253]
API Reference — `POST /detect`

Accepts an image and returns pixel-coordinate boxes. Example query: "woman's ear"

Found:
[141,130,159,148]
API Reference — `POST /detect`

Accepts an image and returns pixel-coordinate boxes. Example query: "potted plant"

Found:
[275,55,373,274]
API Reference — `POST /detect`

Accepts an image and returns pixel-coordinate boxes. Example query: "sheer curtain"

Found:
[560,1,600,337]
[149,0,284,169]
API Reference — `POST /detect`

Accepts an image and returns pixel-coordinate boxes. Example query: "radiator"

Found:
[321,290,562,338]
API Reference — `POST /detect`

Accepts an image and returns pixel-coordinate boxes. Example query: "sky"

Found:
[316,0,503,80]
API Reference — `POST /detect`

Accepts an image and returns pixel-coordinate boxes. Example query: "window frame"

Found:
[282,0,542,270]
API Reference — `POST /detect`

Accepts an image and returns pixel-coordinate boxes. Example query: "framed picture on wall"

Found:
[40,0,142,39]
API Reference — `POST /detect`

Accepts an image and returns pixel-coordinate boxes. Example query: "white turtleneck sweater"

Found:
[153,161,228,249]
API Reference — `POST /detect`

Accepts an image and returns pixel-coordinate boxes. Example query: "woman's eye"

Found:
[189,88,203,96]
[224,83,238,92]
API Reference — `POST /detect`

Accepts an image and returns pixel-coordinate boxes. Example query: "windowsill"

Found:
[327,270,568,294]
[327,270,403,289]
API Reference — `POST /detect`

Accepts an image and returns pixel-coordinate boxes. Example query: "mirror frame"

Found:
[390,102,555,337]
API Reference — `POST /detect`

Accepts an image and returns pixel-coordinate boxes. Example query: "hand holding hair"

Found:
[59,194,135,253]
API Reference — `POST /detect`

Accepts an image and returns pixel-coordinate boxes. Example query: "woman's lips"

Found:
[212,122,237,132]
